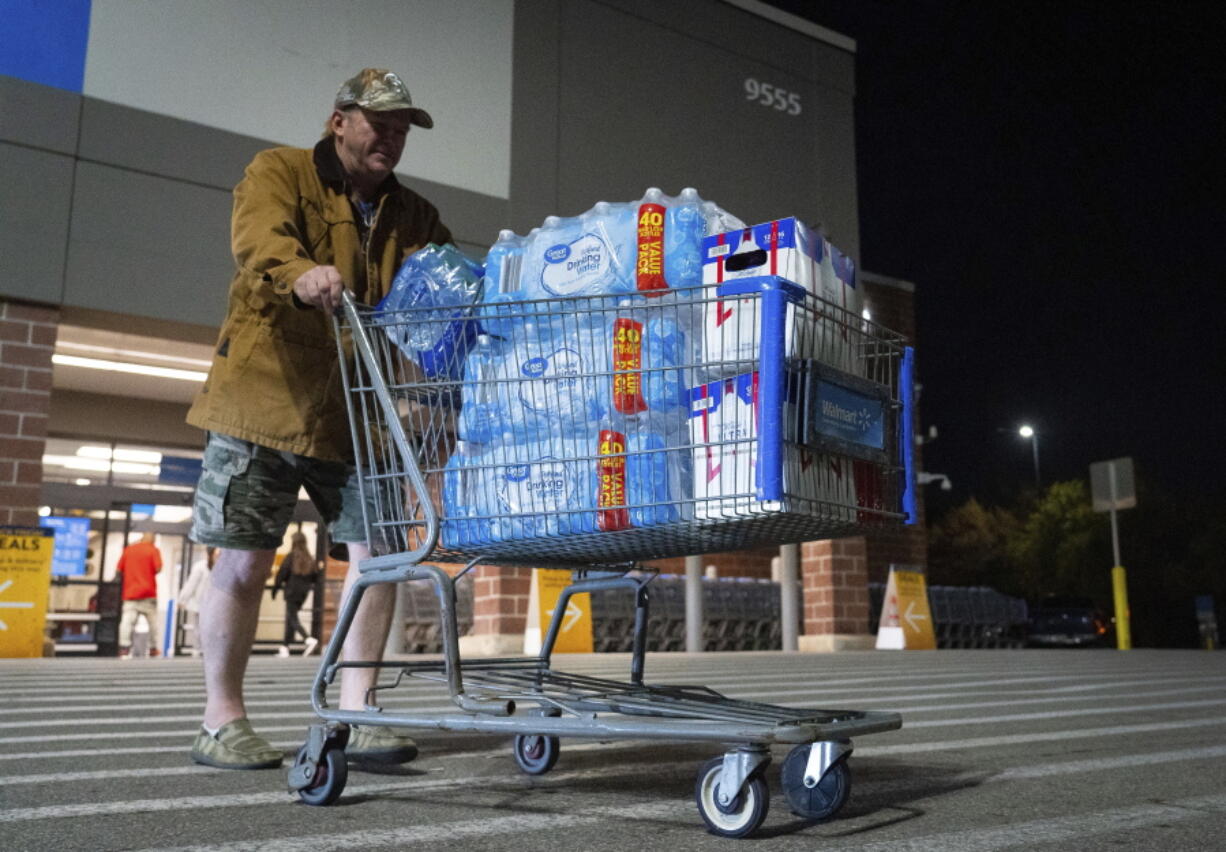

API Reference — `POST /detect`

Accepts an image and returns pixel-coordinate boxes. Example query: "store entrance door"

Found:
[45,498,194,656]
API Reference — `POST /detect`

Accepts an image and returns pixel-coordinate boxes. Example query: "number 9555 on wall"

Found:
[744,77,802,115]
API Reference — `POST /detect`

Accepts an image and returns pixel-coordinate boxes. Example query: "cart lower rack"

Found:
[289,279,913,837]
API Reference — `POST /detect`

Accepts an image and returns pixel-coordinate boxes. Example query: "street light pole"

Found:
[1019,425,1040,487]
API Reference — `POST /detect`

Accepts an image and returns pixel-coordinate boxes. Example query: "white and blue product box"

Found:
[700,218,863,375]
[687,372,857,522]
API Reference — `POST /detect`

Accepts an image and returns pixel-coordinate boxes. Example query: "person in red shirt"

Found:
[117,532,163,658]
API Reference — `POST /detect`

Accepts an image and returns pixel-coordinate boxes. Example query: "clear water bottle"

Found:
[643,315,687,412]
[441,447,491,548]
[663,188,706,290]
[457,335,515,446]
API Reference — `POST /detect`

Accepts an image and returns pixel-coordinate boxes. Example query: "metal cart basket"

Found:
[288,276,915,837]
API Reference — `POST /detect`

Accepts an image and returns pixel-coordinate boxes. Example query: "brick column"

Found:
[460,564,532,656]
[1,301,59,526]
[798,536,874,652]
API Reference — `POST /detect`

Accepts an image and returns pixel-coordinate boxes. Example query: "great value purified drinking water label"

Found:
[611,318,647,414]
[597,430,630,531]
[636,203,667,294]
[518,348,583,413]
[498,458,573,515]
[540,232,613,296]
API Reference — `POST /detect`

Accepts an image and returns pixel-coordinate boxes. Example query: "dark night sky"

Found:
[766,0,1225,514]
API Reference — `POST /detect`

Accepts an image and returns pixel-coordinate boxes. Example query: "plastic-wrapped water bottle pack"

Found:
[441,188,743,548]
[376,242,484,381]
[483,186,742,303]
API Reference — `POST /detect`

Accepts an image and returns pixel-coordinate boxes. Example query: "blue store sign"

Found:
[158,455,203,486]
[44,516,91,576]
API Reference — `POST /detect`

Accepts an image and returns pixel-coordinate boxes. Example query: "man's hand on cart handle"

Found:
[293,265,346,314]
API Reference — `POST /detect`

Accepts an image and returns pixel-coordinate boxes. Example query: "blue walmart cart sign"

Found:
[43,516,91,577]
[813,380,885,451]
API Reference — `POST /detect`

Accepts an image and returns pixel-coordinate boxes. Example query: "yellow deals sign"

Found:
[525,568,593,654]
[876,565,936,651]
[0,526,54,658]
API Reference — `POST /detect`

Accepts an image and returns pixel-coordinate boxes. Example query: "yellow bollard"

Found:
[1112,565,1132,650]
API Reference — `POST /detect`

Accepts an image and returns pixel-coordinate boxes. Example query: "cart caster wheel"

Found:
[694,757,770,838]
[513,734,559,775]
[780,744,851,821]
[293,744,348,806]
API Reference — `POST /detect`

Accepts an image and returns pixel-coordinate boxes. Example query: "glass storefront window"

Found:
[41,437,202,493]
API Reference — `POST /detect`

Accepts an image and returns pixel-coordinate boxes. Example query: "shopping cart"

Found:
[288,276,915,838]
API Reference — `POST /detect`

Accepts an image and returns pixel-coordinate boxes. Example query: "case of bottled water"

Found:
[700,218,864,377]
[377,243,484,381]
[481,187,742,301]
[688,371,860,522]
[441,439,599,548]
[439,188,742,546]
[443,311,695,547]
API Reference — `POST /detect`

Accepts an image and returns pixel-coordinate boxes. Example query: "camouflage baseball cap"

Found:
[334,68,434,129]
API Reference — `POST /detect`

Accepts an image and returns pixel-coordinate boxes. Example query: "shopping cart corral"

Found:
[288,277,915,837]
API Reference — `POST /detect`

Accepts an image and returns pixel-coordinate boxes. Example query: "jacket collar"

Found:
[312,137,401,199]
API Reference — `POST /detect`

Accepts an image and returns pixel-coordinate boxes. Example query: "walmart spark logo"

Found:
[821,399,874,433]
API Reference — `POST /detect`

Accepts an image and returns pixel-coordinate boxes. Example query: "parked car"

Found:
[1027,595,1110,647]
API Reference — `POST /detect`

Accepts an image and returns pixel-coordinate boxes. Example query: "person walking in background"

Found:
[117,532,163,659]
[179,547,216,658]
[272,532,321,657]
[186,67,450,770]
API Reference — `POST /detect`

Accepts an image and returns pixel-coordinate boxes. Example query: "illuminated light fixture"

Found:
[861,308,872,321]
[38,506,51,517]
[41,453,161,476]
[56,340,211,370]
[52,353,207,382]
[1017,424,1040,486]
[76,446,163,464]
[153,505,194,523]
[75,478,92,486]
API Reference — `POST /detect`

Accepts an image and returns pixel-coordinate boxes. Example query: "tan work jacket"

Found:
[187,138,452,461]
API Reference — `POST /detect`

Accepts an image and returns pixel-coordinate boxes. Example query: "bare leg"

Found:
[200,548,275,729]
[187,610,201,655]
[338,542,396,711]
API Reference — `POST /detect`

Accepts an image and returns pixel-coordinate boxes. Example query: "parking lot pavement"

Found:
[4,649,1226,850]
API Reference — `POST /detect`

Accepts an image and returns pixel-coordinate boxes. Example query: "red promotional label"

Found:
[611,318,648,415]
[769,220,779,276]
[597,430,630,531]
[636,203,667,295]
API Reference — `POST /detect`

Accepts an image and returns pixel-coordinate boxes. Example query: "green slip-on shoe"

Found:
[190,718,284,770]
[346,724,418,764]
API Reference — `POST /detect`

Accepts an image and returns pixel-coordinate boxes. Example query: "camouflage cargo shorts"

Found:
[190,432,369,551]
